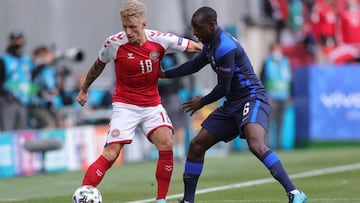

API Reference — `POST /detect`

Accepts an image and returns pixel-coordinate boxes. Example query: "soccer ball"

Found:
[72,185,102,203]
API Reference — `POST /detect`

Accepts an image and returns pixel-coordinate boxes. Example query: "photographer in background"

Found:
[28,45,62,129]
[51,46,86,127]
[0,30,34,131]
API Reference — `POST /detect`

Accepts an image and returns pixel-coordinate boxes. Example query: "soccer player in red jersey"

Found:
[75,0,202,202]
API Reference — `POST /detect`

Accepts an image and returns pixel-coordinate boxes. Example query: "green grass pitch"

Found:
[0,146,359,203]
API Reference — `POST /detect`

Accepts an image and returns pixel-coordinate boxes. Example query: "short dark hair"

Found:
[192,6,217,24]
[33,45,49,56]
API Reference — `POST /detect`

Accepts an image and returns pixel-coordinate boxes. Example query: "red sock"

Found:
[156,150,174,200]
[82,155,112,187]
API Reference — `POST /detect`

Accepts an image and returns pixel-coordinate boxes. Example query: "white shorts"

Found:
[106,102,173,145]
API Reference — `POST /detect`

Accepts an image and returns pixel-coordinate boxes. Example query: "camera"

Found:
[55,47,84,62]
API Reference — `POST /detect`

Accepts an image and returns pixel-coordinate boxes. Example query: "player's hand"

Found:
[76,90,88,106]
[182,96,202,116]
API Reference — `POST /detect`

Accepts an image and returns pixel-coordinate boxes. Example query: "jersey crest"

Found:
[149,51,160,61]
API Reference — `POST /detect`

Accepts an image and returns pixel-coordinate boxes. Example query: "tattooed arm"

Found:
[76,59,106,106]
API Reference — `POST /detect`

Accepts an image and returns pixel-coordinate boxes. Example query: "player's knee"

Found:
[189,140,206,155]
[150,127,174,150]
[154,136,173,151]
[248,141,268,157]
[161,138,174,149]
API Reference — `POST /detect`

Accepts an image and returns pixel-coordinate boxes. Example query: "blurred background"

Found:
[1,0,360,178]
[0,0,254,89]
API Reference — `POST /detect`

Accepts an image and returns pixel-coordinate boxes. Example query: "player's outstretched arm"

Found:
[76,58,106,106]
[81,58,106,92]
[187,40,203,52]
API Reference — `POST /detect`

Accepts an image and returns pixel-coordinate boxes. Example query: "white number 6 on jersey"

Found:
[243,102,250,116]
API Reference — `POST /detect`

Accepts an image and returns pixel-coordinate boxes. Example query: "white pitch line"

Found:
[126,163,360,203]
[0,199,24,202]
[193,199,360,202]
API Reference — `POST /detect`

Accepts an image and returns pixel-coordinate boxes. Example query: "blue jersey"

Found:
[166,28,269,106]
[165,28,270,141]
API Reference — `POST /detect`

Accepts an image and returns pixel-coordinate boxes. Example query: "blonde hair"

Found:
[119,0,146,20]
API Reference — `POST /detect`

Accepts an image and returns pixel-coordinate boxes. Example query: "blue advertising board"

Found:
[294,64,360,141]
[0,133,15,177]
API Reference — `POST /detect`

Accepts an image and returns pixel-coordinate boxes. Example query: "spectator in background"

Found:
[55,64,77,127]
[159,53,186,161]
[322,0,360,64]
[261,43,292,150]
[269,0,315,68]
[303,0,316,12]
[325,0,360,64]
[339,0,360,44]
[310,0,337,62]
[287,0,305,32]
[0,30,34,131]
[263,0,289,41]
[28,45,61,129]
[279,0,306,46]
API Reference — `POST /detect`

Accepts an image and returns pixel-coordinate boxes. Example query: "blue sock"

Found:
[183,159,204,203]
[261,150,296,193]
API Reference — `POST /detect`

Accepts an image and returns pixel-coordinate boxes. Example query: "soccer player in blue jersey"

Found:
[159,7,308,203]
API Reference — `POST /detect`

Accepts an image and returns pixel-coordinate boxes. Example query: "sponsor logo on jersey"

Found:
[165,165,173,171]
[149,51,160,61]
[96,169,104,177]
[127,53,134,59]
[177,37,183,46]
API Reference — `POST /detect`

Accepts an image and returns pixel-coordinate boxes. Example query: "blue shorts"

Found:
[201,99,270,142]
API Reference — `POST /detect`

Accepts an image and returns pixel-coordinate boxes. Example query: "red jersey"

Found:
[310,2,337,41]
[339,8,360,44]
[99,29,190,106]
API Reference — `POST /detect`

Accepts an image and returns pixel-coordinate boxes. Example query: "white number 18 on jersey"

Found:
[140,59,152,73]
